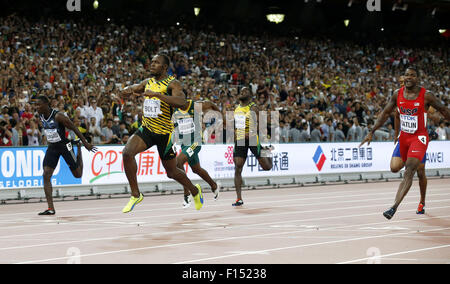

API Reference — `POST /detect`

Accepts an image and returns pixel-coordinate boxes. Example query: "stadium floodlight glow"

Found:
[93,0,99,9]
[194,7,200,16]
[344,19,350,27]
[266,14,285,24]
[439,29,446,34]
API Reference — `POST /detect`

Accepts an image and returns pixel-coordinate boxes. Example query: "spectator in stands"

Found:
[310,123,323,142]
[101,119,115,144]
[1,15,448,145]
[26,120,40,146]
[289,121,302,143]
[334,123,346,142]
[299,123,310,142]
[88,117,102,144]
[445,122,450,141]
[436,121,447,140]
[86,98,103,129]
[279,121,290,143]
[0,120,12,146]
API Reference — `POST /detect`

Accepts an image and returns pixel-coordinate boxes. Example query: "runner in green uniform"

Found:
[173,99,220,208]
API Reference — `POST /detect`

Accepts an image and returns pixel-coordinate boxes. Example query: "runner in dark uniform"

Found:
[37,96,97,215]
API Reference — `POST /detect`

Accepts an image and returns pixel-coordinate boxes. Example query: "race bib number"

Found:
[418,135,427,145]
[66,142,73,152]
[186,147,194,157]
[143,99,162,118]
[44,129,61,143]
[235,115,247,129]
[177,118,195,135]
[400,114,418,134]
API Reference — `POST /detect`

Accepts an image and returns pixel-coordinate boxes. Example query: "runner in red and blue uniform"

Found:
[361,67,450,220]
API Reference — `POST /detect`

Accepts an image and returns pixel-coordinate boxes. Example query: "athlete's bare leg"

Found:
[191,163,217,192]
[163,157,199,196]
[71,142,83,178]
[234,157,245,201]
[390,156,427,207]
[42,166,56,210]
[257,156,273,171]
[417,164,427,206]
[122,134,149,198]
[393,157,421,210]
[176,152,190,197]
[390,157,404,173]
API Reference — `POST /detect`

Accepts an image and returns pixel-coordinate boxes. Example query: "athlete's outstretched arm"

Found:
[143,80,187,108]
[201,101,220,112]
[56,113,97,152]
[360,90,398,147]
[426,91,450,121]
[120,78,149,99]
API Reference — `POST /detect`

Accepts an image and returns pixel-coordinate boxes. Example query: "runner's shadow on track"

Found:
[235,208,272,215]
[415,214,450,228]
[56,215,98,222]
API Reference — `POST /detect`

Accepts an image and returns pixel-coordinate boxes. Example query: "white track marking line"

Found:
[0,187,383,216]
[338,244,450,264]
[9,210,450,263]
[0,186,418,218]
[15,222,450,264]
[1,181,448,217]
[1,193,449,242]
[1,190,449,232]
[174,228,450,264]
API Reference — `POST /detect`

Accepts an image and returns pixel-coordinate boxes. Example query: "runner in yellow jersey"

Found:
[233,87,273,206]
[119,54,203,212]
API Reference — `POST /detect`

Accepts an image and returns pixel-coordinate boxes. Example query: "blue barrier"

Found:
[0,147,82,189]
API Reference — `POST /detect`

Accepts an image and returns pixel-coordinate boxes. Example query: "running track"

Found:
[0,178,449,264]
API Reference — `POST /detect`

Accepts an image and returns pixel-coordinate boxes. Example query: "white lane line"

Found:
[1,182,448,217]
[1,192,450,243]
[12,212,450,264]
[338,244,450,264]
[0,187,385,216]
[1,190,449,232]
[174,228,450,264]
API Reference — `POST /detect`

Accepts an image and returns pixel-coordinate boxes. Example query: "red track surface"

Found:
[0,178,449,264]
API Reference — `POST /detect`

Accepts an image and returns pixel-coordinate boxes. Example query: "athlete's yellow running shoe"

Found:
[192,184,204,210]
[122,193,144,213]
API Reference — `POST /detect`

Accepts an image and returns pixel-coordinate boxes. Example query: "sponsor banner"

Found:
[82,146,195,185]
[0,147,81,189]
[2,141,449,189]
[82,141,450,185]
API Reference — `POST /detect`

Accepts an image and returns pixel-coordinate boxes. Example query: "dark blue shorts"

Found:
[392,142,426,164]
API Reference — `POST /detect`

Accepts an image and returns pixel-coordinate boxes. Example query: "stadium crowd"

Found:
[1,15,449,146]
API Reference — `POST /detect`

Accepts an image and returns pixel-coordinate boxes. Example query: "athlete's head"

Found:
[238,87,252,102]
[36,95,51,114]
[404,67,418,89]
[150,54,170,76]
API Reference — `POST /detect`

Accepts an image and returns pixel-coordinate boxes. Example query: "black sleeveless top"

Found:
[40,109,68,144]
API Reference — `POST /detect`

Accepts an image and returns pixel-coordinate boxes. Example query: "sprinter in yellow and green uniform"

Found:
[119,54,203,213]
[172,99,221,208]
[233,87,273,207]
